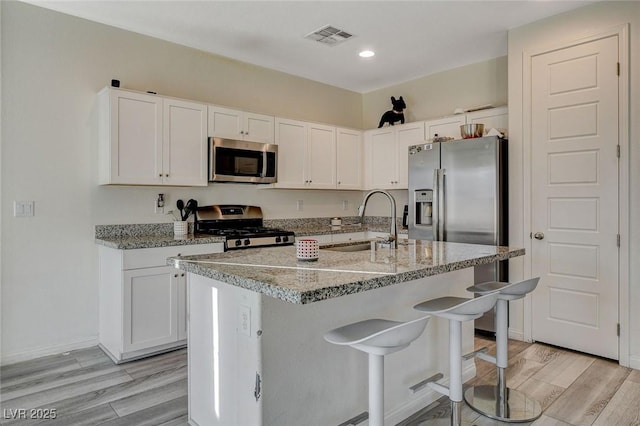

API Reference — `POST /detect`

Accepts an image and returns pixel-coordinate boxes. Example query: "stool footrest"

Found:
[409,372,444,393]
[337,411,368,426]
[477,352,496,364]
[462,346,489,361]
[428,381,450,398]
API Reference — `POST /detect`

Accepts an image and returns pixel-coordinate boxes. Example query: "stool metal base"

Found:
[464,385,542,423]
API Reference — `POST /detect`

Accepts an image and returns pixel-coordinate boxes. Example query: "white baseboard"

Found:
[0,337,99,366]
[384,361,477,425]
[508,328,525,341]
[628,355,640,370]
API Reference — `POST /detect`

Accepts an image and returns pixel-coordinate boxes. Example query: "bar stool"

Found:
[463,278,542,423]
[324,316,431,426]
[413,292,500,426]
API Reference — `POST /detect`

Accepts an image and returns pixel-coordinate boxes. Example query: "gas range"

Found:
[195,205,295,251]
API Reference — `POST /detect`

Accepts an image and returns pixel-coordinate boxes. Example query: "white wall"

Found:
[507,1,640,364]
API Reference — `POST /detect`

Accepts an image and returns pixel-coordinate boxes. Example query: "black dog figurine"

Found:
[378,96,406,128]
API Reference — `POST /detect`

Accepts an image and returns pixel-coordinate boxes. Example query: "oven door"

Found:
[209,138,277,183]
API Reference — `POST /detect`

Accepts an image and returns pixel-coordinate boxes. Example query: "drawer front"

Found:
[123,243,223,270]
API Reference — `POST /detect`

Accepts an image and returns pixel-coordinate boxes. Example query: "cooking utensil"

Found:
[176,199,185,221]
[183,199,197,220]
[460,124,485,139]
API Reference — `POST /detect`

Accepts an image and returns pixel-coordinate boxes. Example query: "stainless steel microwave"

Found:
[208,137,278,183]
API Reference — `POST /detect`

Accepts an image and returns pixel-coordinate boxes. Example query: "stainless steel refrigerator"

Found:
[408,135,508,332]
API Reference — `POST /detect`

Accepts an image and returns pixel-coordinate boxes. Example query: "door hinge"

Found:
[617,62,620,76]
[617,323,620,337]
[254,372,262,402]
[617,234,621,247]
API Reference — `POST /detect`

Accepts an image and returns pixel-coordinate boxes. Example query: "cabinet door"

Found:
[307,123,336,189]
[109,90,163,185]
[395,122,425,188]
[163,99,208,186]
[425,115,466,140]
[274,118,307,188]
[465,106,508,132]
[123,266,178,352]
[366,128,396,189]
[336,128,362,190]
[208,106,243,139]
[244,112,275,143]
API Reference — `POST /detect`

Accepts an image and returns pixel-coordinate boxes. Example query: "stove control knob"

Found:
[282,236,289,243]
[244,239,251,246]
[275,236,282,243]
[234,239,242,247]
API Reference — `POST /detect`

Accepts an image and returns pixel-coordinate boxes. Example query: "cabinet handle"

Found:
[159,174,163,177]
[165,174,169,177]
[181,273,185,277]
[338,181,341,184]
[174,274,178,278]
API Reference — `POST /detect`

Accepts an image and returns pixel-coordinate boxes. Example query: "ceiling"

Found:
[28,0,596,93]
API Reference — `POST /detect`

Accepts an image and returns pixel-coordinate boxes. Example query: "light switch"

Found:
[14,201,35,217]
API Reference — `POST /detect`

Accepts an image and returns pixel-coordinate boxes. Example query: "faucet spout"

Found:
[358,189,398,248]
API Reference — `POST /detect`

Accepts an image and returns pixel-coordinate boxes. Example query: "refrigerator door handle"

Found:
[432,169,441,241]
[438,169,445,241]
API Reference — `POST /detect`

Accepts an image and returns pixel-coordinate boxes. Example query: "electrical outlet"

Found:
[342,200,349,211]
[239,305,251,336]
[296,200,303,211]
[14,201,35,217]
[155,194,165,214]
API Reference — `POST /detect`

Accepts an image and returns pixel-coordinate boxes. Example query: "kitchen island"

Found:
[172,240,524,426]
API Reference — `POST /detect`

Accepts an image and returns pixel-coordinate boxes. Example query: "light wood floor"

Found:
[0,336,637,425]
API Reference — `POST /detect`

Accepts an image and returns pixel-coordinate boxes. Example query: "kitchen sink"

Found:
[321,242,372,252]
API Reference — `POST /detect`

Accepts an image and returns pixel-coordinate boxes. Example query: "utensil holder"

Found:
[174,221,188,236]
[297,239,319,261]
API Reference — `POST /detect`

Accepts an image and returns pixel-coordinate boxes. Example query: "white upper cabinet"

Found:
[465,106,508,132]
[307,123,337,189]
[99,87,207,186]
[364,122,425,190]
[208,105,274,143]
[274,118,307,188]
[274,118,337,189]
[163,99,208,186]
[336,128,362,190]
[424,115,467,140]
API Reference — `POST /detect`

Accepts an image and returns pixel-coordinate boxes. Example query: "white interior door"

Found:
[530,35,619,359]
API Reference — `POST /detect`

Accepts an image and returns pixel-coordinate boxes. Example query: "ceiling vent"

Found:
[304,25,354,46]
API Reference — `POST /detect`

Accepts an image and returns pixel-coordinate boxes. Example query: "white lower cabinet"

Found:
[98,243,223,363]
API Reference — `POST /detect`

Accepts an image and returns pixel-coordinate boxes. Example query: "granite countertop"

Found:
[95,233,226,250]
[170,240,525,304]
[94,219,407,250]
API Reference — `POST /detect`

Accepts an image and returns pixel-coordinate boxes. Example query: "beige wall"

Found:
[507,1,640,366]
[362,57,508,129]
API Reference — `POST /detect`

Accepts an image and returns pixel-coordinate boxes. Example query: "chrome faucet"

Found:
[358,189,398,248]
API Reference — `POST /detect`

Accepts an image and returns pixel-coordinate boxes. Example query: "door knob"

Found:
[533,232,544,240]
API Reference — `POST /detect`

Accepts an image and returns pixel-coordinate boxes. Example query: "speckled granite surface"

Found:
[170,240,524,304]
[94,217,406,249]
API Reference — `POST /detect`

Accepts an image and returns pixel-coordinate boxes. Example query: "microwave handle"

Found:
[261,152,267,177]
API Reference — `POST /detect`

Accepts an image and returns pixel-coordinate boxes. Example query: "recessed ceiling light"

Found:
[359,50,375,58]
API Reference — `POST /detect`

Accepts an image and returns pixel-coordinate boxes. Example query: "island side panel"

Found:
[261,268,476,426]
[188,273,263,426]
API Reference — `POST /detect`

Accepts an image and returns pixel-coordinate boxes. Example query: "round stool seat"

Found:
[466,277,539,301]
[413,293,499,322]
[324,316,430,356]
[325,316,430,426]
